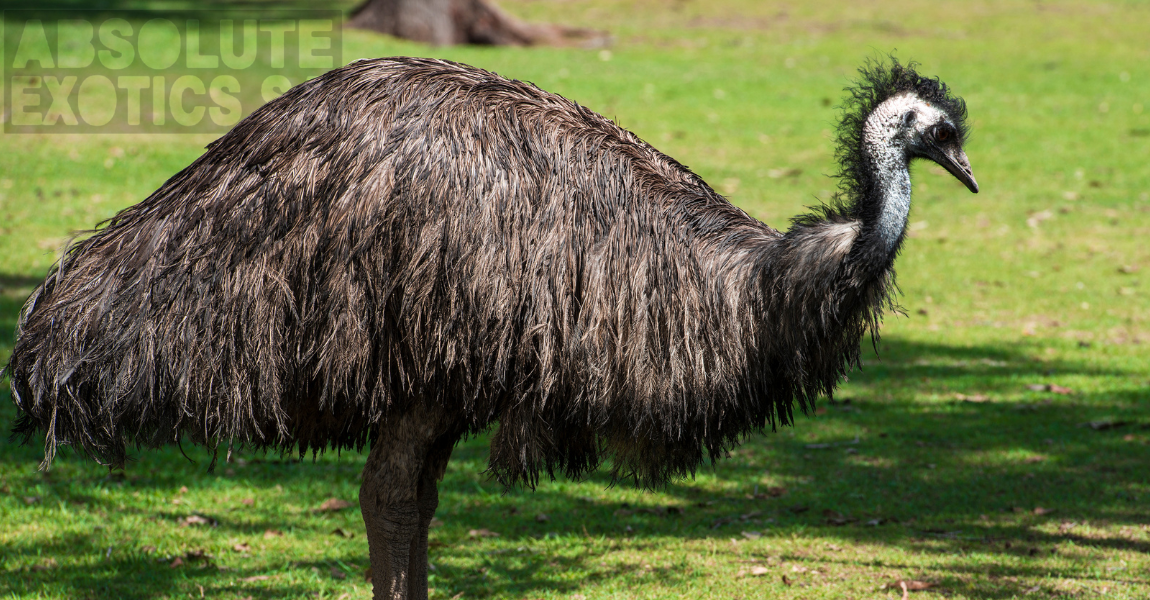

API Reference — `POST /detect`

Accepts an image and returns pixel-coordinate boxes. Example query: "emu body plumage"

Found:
[7,56,976,599]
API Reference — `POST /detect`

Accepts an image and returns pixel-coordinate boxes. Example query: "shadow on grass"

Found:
[0,274,40,370]
[1,540,362,600]
[2,337,1147,598]
[0,274,44,290]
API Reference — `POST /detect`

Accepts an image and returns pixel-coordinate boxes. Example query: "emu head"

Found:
[838,58,979,198]
[866,92,979,193]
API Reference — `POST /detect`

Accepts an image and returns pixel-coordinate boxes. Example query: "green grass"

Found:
[2,0,1150,598]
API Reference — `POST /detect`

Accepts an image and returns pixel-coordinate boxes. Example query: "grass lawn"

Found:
[2,0,1149,598]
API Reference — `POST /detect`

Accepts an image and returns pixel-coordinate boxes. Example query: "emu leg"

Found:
[360,411,457,600]
[406,439,454,599]
[361,446,418,599]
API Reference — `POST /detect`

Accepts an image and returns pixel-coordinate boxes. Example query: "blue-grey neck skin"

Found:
[870,148,912,251]
[861,93,947,252]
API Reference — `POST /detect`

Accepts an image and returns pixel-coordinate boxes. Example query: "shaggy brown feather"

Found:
[8,57,921,488]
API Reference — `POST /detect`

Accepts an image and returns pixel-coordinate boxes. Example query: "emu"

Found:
[7,57,976,599]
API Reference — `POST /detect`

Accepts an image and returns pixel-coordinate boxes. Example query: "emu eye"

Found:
[936,126,950,141]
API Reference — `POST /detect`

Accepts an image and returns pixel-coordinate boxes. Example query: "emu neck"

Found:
[866,145,911,253]
[858,96,916,256]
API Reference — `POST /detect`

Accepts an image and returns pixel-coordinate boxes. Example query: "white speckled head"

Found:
[862,91,978,248]
[864,92,949,153]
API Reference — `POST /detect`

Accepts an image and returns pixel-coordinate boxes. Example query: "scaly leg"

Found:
[361,442,418,599]
[406,437,455,600]
[360,406,458,600]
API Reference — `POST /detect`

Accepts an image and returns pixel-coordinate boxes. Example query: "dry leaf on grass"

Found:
[330,565,346,580]
[468,528,499,538]
[736,565,770,577]
[747,486,787,499]
[180,514,217,527]
[883,580,937,598]
[332,528,355,538]
[740,530,761,540]
[168,550,210,569]
[1033,506,1055,516]
[822,509,856,526]
[240,498,254,506]
[240,575,270,582]
[955,393,990,403]
[316,498,353,512]
[1023,455,1047,464]
[1026,383,1073,394]
[263,529,283,539]
[31,558,58,571]
[232,543,251,553]
[1026,210,1054,228]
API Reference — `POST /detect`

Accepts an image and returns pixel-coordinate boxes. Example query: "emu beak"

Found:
[937,147,979,194]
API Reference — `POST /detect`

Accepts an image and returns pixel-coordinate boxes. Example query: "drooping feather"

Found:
[6,56,965,489]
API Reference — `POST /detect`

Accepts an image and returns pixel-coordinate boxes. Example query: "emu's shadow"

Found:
[2,337,1147,599]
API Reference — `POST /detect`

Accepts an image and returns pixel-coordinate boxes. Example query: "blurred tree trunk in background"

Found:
[346,0,608,47]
